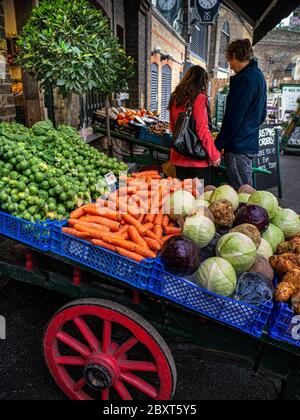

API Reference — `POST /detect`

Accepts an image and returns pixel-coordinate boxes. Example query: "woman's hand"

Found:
[212,158,221,167]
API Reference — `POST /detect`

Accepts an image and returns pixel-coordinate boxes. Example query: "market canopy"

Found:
[221,0,300,44]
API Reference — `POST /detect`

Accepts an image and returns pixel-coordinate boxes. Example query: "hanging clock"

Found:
[195,0,220,24]
[158,0,177,12]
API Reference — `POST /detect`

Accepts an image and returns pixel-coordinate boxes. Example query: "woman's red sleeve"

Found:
[193,95,221,163]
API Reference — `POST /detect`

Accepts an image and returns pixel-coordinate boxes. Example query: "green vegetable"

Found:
[196,257,237,297]
[210,185,239,211]
[166,190,196,218]
[217,232,257,273]
[183,215,216,248]
[271,208,300,239]
[257,238,274,260]
[262,224,285,253]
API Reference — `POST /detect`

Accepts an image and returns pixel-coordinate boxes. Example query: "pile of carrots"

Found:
[62,170,200,263]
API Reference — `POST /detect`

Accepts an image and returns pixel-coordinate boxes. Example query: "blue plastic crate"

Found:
[50,222,154,290]
[139,126,172,148]
[268,303,300,347]
[0,211,52,251]
[148,260,273,338]
[268,275,300,348]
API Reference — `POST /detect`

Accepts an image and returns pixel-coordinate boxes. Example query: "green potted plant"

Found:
[17,0,134,130]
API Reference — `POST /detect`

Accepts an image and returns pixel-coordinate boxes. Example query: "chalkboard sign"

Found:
[288,127,300,147]
[254,125,281,194]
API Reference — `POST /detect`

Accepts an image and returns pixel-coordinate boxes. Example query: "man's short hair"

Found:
[226,39,254,62]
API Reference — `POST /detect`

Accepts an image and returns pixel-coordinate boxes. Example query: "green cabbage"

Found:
[262,223,284,253]
[248,191,279,219]
[196,257,237,297]
[210,185,239,211]
[183,214,216,248]
[216,232,257,273]
[257,238,274,260]
[271,208,300,238]
[238,193,250,204]
[166,190,195,218]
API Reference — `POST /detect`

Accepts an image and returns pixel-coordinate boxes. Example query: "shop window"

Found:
[161,65,172,121]
[150,63,159,112]
[190,24,208,61]
[219,21,230,70]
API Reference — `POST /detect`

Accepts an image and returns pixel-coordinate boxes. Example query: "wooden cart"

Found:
[1,235,300,401]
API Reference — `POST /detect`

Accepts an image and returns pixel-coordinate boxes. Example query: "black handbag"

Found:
[172,102,209,160]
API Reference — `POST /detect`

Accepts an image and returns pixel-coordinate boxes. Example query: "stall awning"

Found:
[221,0,300,44]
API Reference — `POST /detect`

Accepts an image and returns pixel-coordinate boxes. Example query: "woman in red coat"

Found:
[169,66,221,184]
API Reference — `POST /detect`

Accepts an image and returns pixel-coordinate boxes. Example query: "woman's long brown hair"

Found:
[169,65,208,109]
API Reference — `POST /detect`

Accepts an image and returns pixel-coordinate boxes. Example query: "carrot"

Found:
[162,215,170,229]
[153,225,163,241]
[132,171,159,178]
[168,222,176,227]
[118,225,129,235]
[144,214,155,224]
[74,224,107,240]
[70,207,85,220]
[162,234,178,244]
[108,192,118,203]
[116,247,144,263]
[144,237,161,252]
[154,213,163,226]
[146,229,163,245]
[143,223,154,231]
[134,245,156,259]
[128,226,149,249]
[69,219,111,232]
[80,214,121,225]
[164,227,182,235]
[138,215,144,224]
[91,239,117,253]
[62,227,90,239]
[122,214,147,236]
[80,216,121,232]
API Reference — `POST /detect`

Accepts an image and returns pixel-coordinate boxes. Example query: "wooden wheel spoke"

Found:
[56,331,91,359]
[101,389,110,400]
[73,378,87,392]
[119,361,157,372]
[113,337,139,359]
[73,317,100,352]
[114,380,133,400]
[56,356,86,366]
[120,372,158,399]
[102,320,112,354]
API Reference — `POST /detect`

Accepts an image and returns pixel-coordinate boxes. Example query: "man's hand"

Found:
[212,158,221,167]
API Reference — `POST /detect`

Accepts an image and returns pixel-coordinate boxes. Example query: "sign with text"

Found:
[288,127,300,147]
[281,84,300,120]
[254,125,280,191]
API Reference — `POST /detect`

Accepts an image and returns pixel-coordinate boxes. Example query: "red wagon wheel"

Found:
[44,299,177,400]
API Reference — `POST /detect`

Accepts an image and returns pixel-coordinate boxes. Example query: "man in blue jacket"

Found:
[215,39,267,190]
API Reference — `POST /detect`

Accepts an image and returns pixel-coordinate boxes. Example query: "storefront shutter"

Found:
[161,65,172,122]
[150,63,159,112]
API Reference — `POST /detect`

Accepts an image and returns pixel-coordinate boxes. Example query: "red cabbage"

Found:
[234,205,269,233]
[161,235,201,277]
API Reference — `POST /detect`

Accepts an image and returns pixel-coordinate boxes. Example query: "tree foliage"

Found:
[17,0,134,97]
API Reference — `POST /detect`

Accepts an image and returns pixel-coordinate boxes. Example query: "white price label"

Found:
[105,172,117,186]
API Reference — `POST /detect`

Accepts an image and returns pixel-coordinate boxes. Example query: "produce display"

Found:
[61,174,300,310]
[0,121,127,222]
[62,171,195,262]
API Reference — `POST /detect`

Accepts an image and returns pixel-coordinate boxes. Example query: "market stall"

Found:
[1,120,300,400]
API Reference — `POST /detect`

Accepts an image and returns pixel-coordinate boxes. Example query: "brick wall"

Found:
[254,28,300,88]
[150,11,186,112]
[0,0,15,121]
[208,5,253,80]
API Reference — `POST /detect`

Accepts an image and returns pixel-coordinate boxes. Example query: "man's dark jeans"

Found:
[224,152,256,191]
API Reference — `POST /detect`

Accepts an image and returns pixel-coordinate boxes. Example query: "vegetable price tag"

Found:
[105,172,117,187]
